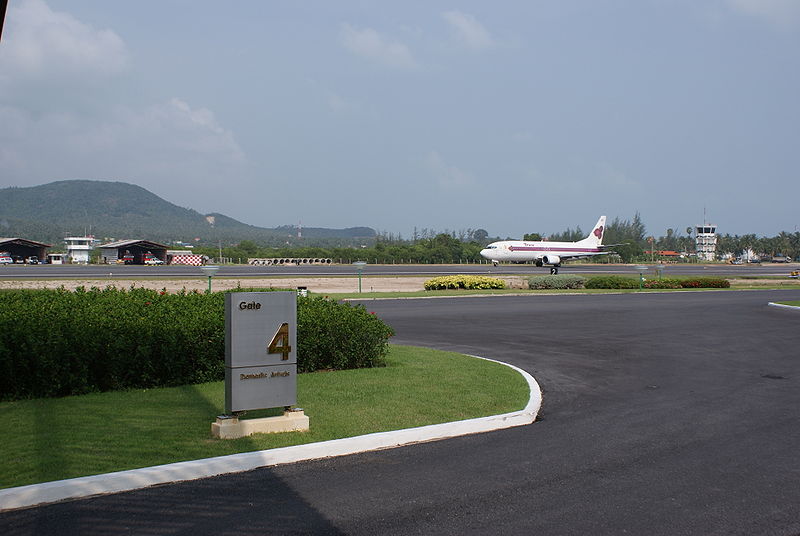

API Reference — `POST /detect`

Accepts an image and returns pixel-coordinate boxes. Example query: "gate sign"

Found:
[225,291,297,414]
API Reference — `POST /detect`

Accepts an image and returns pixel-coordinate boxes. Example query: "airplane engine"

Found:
[542,255,561,265]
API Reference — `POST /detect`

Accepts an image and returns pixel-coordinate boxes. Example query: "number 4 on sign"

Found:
[268,323,292,360]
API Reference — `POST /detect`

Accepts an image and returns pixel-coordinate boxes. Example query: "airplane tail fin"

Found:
[578,216,606,246]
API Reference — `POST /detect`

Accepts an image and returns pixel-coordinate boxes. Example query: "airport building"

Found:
[64,236,96,264]
[98,239,168,265]
[695,224,718,261]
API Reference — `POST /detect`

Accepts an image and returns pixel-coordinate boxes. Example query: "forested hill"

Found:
[0,180,375,246]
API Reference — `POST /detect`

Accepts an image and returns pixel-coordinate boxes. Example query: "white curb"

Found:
[0,356,540,512]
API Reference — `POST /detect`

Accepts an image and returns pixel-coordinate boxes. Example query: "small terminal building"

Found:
[0,238,51,263]
[64,236,96,264]
[98,239,168,265]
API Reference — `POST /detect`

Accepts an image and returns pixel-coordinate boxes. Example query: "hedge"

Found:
[585,276,730,289]
[424,275,506,290]
[584,276,640,289]
[0,287,393,401]
[679,277,730,288]
[527,275,587,290]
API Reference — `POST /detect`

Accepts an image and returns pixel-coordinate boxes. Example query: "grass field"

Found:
[0,345,528,490]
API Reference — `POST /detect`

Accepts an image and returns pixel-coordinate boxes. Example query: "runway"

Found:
[3,289,799,534]
[0,261,797,279]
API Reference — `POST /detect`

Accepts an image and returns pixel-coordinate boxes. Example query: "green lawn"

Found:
[0,345,528,489]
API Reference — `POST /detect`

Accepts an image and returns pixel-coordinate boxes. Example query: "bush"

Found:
[584,275,730,289]
[297,296,394,373]
[643,278,682,289]
[584,276,640,289]
[679,277,730,288]
[424,275,506,290]
[0,288,393,401]
[527,275,586,290]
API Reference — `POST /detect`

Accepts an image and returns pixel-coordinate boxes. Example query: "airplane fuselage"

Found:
[480,240,602,265]
[479,216,608,271]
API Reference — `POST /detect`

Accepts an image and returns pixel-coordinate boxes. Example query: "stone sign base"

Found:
[212,409,309,439]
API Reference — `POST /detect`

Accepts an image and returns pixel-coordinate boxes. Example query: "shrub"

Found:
[643,278,682,289]
[424,275,506,290]
[583,275,730,289]
[0,288,393,401]
[584,276,640,289]
[297,296,394,373]
[527,275,586,290]
[679,277,730,288]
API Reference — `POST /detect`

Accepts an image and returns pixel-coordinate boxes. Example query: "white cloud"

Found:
[0,0,128,81]
[727,0,800,27]
[442,11,494,49]
[425,151,474,189]
[340,24,416,69]
[0,98,246,193]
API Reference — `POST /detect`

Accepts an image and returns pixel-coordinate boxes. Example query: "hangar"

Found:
[98,239,168,265]
[0,238,52,263]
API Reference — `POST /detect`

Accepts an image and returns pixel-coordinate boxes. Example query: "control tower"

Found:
[695,224,717,262]
[65,236,95,264]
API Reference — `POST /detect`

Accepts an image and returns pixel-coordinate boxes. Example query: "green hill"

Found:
[0,180,375,247]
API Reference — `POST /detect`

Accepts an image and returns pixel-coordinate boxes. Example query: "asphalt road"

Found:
[0,261,797,279]
[3,290,800,534]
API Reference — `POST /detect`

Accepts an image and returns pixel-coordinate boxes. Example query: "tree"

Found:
[472,229,489,241]
[523,232,542,241]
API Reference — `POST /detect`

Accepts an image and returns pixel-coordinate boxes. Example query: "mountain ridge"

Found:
[0,180,375,246]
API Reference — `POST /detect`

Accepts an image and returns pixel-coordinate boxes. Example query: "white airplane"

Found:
[480,216,609,274]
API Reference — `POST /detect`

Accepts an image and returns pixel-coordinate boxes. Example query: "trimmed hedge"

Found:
[0,287,393,401]
[296,296,394,373]
[679,277,730,288]
[644,278,683,289]
[585,276,640,289]
[585,276,731,289]
[424,275,506,290]
[527,275,587,290]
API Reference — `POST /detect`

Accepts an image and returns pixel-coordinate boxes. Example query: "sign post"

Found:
[212,291,309,439]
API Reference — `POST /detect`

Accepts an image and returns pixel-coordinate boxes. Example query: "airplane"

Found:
[480,216,611,274]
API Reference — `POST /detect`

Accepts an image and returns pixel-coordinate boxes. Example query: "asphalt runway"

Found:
[0,261,797,279]
[3,290,800,534]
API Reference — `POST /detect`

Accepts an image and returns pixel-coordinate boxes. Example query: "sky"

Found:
[1,0,798,239]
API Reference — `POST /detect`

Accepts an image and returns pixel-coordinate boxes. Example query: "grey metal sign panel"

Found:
[225,291,297,368]
[224,291,298,414]
[225,364,297,413]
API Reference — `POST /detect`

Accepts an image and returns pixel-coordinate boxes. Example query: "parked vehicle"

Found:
[0,253,13,265]
[143,251,163,265]
[117,253,135,265]
[26,256,39,265]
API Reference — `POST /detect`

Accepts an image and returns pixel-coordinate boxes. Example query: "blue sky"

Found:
[1,0,798,238]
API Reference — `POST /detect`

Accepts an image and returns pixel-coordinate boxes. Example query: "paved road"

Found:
[3,290,800,534]
[1,261,797,279]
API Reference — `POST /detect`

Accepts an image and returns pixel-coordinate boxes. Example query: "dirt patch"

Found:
[728,278,800,287]
[0,275,530,294]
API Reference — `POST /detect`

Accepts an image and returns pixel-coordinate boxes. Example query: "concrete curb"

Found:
[0,355,540,512]
[768,302,800,311]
